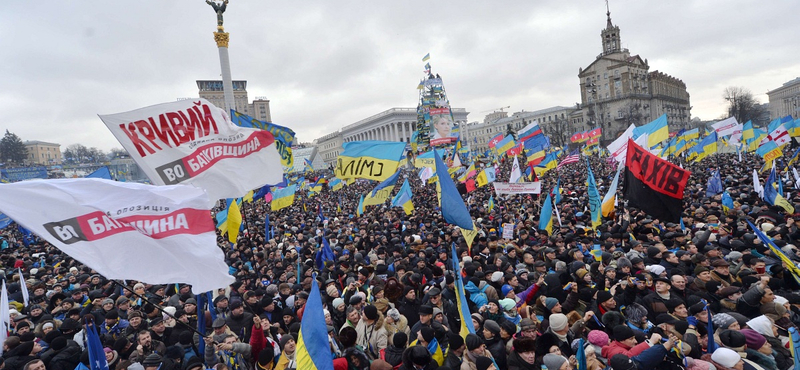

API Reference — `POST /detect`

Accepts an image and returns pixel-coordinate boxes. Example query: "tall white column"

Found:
[214,30,235,113]
[392,123,398,141]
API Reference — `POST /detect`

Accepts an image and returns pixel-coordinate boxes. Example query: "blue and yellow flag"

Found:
[304,158,314,173]
[329,177,343,191]
[371,169,400,197]
[586,161,602,230]
[434,149,474,230]
[765,167,794,213]
[721,191,734,215]
[633,114,669,147]
[747,220,800,285]
[230,110,296,169]
[495,135,516,154]
[391,179,414,215]
[336,141,406,182]
[756,141,783,163]
[295,277,335,370]
[534,152,558,176]
[451,245,476,339]
[488,195,495,213]
[271,185,296,211]
[539,192,554,235]
[422,53,430,62]
[679,128,699,143]
[690,132,717,162]
[357,194,365,216]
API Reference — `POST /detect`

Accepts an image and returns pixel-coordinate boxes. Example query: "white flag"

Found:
[0,281,8,356]
[451,152,462,168]
[18,268,28,307]
[99,99,283,205]
[0,179,234,293]
[607,124,636,163]
[712,117,739,137]
[419,167,434,183]
[793,168,800,190]
[753,169,763,198]
[509,156,522,183]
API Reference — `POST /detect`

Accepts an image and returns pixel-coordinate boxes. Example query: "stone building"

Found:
[196,80,272,122]
[767,77,800,120]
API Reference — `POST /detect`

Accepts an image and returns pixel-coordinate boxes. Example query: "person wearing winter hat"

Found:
[718,329,746,352]
[274,334,296,370]
[544,297,561,313]
[356,305,388,360]
[601,325,653,359]
[481,319,506,368]
[738,328,778,370]
[586,330,610,361]
[475,356,496,370]
[709,347,742,369]
[608,354,637,370]
[507,336,537,369]
[402,345,432,369]
[382,331,407,367]
[462,333,493,370]
[712,313,739,331]
[542,353,569,370]
[443,332,465,370]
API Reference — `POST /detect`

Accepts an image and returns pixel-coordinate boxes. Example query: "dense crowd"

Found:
[2,149,800,370]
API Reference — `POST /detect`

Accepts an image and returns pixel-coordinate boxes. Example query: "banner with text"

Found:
[0,178,233,293]
[99,99,283,204]
[229,110,296,169]
[492,181,542,195]
[0,167,48,182]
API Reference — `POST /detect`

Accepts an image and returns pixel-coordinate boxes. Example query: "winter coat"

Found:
[600,340,651,359]
[355,315,389,360]
[48,341,83,370]
[382,345,405,367]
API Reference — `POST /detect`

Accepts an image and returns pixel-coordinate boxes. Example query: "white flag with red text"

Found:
[0,179,233,293]
[99,99,283,204]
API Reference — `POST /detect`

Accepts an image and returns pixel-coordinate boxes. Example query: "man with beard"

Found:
[129,330,166,364]
[225,300,254,342]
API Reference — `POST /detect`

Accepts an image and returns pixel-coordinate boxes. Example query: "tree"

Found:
[63,144,90,164]
[87,147,106,163]
[723,86,768,125]
[107,147,128,160]
[0,130,27,165]
[542,118,572,147]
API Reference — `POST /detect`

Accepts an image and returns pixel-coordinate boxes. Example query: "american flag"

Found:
[557,152,580,169]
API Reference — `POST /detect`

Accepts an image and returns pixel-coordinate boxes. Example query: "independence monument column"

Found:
[207,0,235,113]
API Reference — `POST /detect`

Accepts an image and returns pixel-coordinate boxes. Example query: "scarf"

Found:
[657,291,671,300]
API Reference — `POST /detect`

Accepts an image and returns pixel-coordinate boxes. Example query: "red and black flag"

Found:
[622,139,691,222]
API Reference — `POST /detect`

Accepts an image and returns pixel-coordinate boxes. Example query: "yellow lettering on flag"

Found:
[460,222,479,248]
[363,188,391,206]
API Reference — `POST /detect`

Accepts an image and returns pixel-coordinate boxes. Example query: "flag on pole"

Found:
[315,238,335,270]
[295,277,335,370]
[225,198,242,244]
[747,220,800,285]
[451,245,476,339]
[86,318,110,370]
[18,268,28,307]
[391,179,414,215]
[539,192,554,235]
[558,151,580,168]
[509,156,522,183]
[586,161,602,230]
[434,150,473,230]
[764,167,794,213]
[0,178,233,294]
[623,139,690,223]
[705,169,723,198]
[357,194,365,217]
[602,162,622,218]
[422,53,430,62]
[0,281,8,356]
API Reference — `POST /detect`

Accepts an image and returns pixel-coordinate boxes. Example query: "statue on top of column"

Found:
[206,0,229,27]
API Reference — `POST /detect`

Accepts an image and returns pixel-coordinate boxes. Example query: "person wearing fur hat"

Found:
[383,308,410,344]
[507,336,537,370]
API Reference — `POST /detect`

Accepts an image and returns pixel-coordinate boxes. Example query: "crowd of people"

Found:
[2,148,800,370]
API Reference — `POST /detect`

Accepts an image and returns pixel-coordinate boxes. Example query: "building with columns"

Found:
[768,77,800,120]
[312,107,468,166]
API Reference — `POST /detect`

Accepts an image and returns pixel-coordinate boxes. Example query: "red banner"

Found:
[625,139,690,199]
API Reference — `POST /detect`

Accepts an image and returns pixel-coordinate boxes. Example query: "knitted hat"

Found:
[613,325,635,342]
[596,290,613,304]
[483,319,501,335]
[712,313,736,330]
[576,269,589,280]
[393,332,408,348]
[141,354,162,367]
[543,354,568,370]
[420,326,435,343]
[501,284,514,297]
[609,354,637,370]
[448,332,464,350]
[491,271,504,282]
[465,333,483,351]
[475,356,494,370]
[279,334,295,348]
[719,329,746,350]
[544,297,559,311]
[549,313,568,331]
[740,329,766,350]
[325,285,338,297]
[587,330,610,347]
[499,298,516,312]
[520,318,536,331]
[711,347,740,368]
[387,308,401,322]
[363,305,379,321]
[624,303,647,324]
[332,298,345,309]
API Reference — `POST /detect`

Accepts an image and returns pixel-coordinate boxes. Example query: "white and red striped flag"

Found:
[558,152,580,169]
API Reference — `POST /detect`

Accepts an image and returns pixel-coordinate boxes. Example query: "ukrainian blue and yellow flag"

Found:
[552,178,562,205]
[691,132,717,162]
[357,194,365,216]
[747,220,800,285]
[422,53,430,62]
[329,177,343,191]
[534,152,557,176]
[304,158,313,173]
[391,179,414,215]
[633,114,669,147]
[488,195,495,213]
[495,135,516,154]
[525,145,546,166]
[225,198,242,244]
[270,185,296,211]
[765,167,794,213]
[539,192,554,235]
[679,128,699,143]
[295,276,335,370]
[451,245,476,339]
[335,141,406,182]
[721,191,734,215]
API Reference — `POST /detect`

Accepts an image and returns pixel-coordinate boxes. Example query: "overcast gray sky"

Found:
[1,1,797,152]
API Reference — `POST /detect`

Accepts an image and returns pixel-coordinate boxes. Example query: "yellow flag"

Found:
[460,222,479,248]
[476,171,488,187]
[226,200,242,244]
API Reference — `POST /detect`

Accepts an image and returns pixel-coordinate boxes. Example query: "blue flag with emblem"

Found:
[706,169,722,198]
[86,318,110,370]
